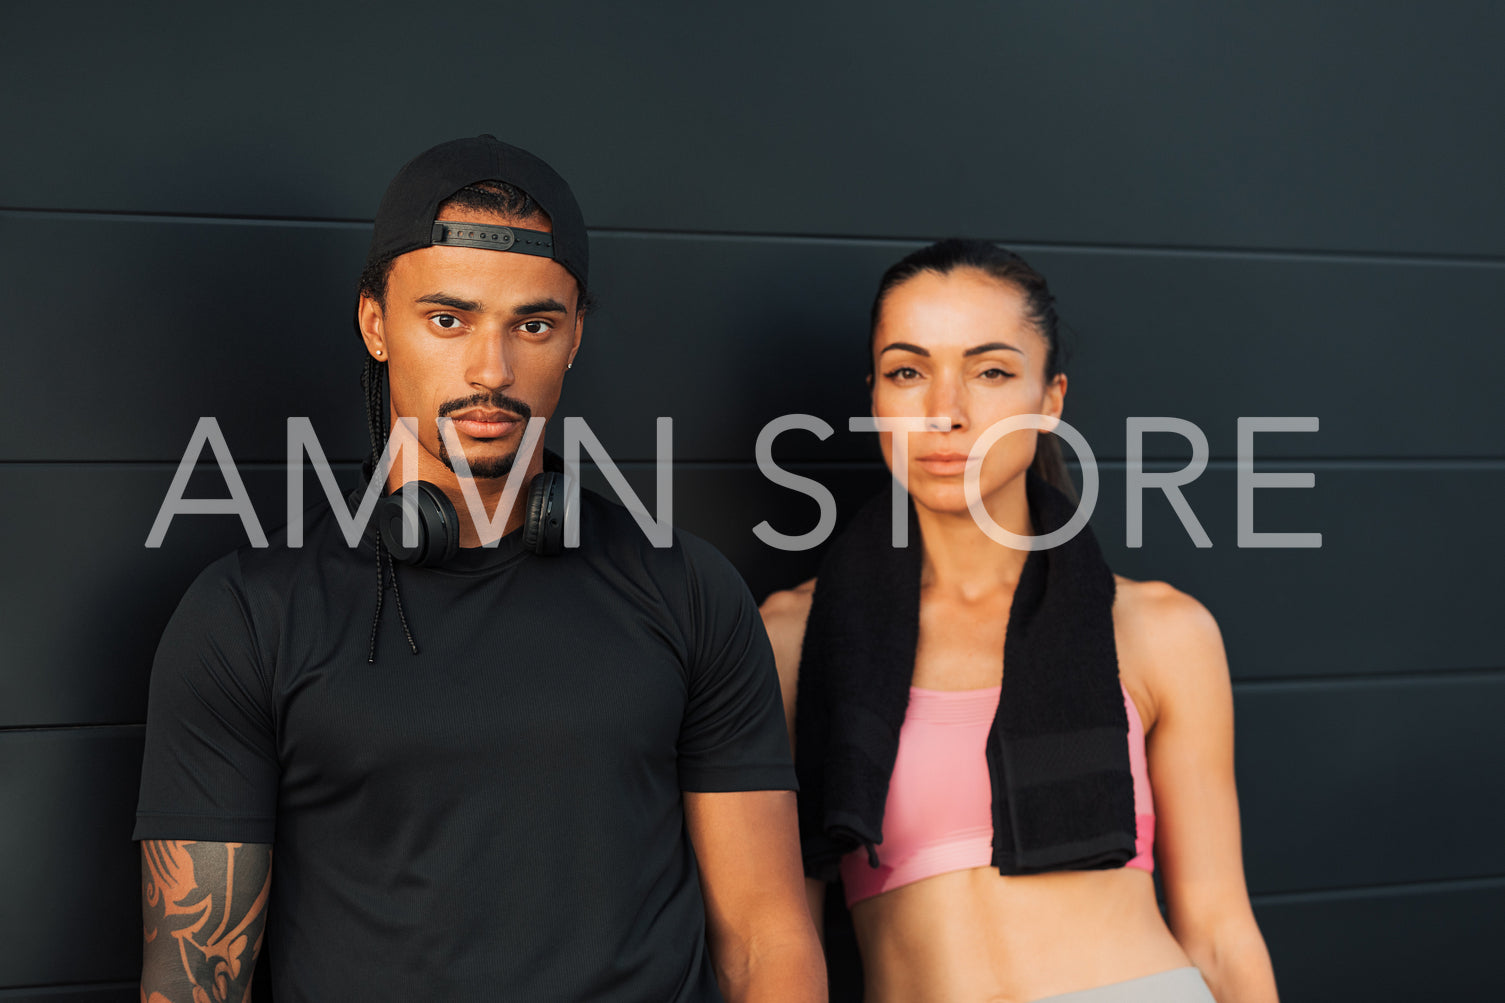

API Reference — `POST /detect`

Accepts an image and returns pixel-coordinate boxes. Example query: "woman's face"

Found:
[870,267,1066,516]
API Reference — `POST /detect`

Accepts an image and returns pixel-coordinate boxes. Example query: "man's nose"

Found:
[466,328,514,390]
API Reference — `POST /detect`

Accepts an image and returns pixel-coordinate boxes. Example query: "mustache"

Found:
[435,391,533,422]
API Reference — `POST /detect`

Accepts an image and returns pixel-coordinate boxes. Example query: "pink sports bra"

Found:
[839,683,1155,906]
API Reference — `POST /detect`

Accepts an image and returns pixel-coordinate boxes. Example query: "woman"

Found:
[760,240,1279,1002]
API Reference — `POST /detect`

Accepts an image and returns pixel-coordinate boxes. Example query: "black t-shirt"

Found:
[134,489,796,1002]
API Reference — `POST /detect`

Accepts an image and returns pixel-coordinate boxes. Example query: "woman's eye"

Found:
[979,367,1015,380]
[519,320,552,335]
[883,366,921,381]
[431,314,462,330]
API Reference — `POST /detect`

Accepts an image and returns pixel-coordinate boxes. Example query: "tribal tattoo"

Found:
[140,840,272,1003]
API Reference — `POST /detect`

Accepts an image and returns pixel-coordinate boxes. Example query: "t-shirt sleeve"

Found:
[674,534,798,793]
[133,552,279,844]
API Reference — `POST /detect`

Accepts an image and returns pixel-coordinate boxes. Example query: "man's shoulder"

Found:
[175,500,366,619]
[578,487,719,567]
[577,488,752,610]
[172,548,251,618]
[240,496,369,573]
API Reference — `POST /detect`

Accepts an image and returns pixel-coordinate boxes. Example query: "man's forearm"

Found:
[712,926,828,1003]
[140,840,272,1003]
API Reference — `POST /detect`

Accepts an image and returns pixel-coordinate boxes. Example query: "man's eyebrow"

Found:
[963,341,1024,356]
[417,292,482,311]
[513,298,570,316]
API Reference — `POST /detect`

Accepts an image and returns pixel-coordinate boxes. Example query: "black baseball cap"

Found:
[364,134,588,290]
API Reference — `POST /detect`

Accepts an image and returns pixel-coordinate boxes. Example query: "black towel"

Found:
[794,467,1136,880]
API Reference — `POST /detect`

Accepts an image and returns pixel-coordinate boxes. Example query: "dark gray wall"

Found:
[2,2,1502,1000]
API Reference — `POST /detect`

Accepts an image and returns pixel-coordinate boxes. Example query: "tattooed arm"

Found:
[140,840,272,1003]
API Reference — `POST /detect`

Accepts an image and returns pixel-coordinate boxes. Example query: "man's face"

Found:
[357,208,583,483]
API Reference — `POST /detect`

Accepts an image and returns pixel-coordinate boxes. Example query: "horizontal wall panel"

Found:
[1254,881,1505,1002]
[5,217,1504,463]
[0,728,144,987]
[1089,464,1505,682]
[0,215,371,464]
[0,464,358,729]
[0,985,136,1002]
[2,4,1503,256]
[1236,677,1505,894]
[4,460,1501,725]
[571,237,1505,463]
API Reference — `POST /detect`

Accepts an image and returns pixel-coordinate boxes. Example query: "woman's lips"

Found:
[448,417,519,439]
[916,453,970,476]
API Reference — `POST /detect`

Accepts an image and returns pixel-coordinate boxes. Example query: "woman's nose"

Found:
[927,374,967,430]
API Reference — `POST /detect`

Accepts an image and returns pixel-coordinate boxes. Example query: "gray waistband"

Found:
[1034,967,1214,1003]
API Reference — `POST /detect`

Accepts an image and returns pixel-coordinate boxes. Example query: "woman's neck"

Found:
[914,476,1033,602]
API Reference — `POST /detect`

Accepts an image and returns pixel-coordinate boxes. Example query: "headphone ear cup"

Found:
[378,481,459,566]
[523,472,568,556]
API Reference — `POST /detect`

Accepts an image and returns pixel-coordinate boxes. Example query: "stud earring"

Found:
[567,362,573,370]
[376,349,383,356]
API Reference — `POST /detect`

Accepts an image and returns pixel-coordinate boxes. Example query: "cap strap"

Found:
[430,221,556,258]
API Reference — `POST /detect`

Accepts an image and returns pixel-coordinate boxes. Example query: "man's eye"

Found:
[432,314,462,329]
[520,320,552,335]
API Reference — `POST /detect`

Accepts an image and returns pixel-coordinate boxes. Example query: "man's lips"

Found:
[444,412,521,439]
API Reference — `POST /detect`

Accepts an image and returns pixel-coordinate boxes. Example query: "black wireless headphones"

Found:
[376,471,572,566]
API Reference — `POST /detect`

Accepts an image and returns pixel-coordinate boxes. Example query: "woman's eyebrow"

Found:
[963,341,1023,356]
[878,341,1024,356]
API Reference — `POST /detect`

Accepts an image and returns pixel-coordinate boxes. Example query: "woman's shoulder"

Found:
[759,578,817,679]
[1112,574,1221,641]
[1112,575,1229,727]
[759,577,817,643]
[760,576,817,617]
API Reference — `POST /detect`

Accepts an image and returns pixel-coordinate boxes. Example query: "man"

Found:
[134,135,825,1001]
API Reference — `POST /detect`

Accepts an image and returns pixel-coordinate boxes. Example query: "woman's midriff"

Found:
[849,864,1190,1003]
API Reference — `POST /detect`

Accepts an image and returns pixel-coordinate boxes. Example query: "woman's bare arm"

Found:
[1125,581,1279,1003]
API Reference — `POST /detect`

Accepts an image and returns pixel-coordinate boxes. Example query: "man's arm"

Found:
[684,790,826,1003]
[671,540,825,999]
[140,840,271,1003]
